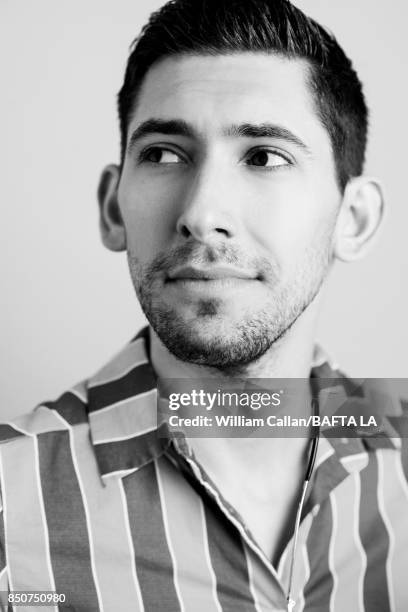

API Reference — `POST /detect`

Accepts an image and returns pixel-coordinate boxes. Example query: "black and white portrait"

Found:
[1,1,407,610]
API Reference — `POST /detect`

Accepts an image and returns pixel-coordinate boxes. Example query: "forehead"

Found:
[129,53,331,153]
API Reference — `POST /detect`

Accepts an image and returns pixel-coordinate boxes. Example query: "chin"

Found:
[188,300,252,330]
[149,305,278,369]
[175,313,239,341]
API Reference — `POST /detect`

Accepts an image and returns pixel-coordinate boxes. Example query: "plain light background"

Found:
[1,1,407,420]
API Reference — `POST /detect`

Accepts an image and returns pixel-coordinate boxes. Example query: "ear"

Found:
[333,176,385,262]
[97,164,126,252]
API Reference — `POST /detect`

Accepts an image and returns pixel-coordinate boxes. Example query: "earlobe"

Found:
[97,164,126,252]
[333,176,385,262]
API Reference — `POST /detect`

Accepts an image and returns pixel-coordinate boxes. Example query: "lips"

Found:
[167,266,258,281]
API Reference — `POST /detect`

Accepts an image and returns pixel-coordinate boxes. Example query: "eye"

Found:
[141,146,184,164]
[245,149,290,168]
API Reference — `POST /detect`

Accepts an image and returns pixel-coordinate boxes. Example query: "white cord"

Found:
[286,479,310,610]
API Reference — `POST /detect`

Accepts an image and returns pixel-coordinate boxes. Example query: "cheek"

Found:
[246,183,339,263]
[118,177,177,258]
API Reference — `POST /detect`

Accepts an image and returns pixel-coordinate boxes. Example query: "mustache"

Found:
[142,242,278,279]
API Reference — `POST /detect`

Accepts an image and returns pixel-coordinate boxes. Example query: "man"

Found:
[1,0,407,610]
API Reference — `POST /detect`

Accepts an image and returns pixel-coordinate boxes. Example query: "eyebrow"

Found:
[127,119,194,154]
[127,118,311,156]
[223,123,311,154]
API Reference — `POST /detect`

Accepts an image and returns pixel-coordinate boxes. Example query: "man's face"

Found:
[117,53,341,368]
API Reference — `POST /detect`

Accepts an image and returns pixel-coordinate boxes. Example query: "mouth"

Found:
[165,266,261,297]
[167,265,259,281]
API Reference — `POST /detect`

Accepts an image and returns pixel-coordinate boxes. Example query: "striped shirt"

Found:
[1,326,407,612]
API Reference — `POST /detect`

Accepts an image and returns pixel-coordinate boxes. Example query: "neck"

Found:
[150,298,322,479]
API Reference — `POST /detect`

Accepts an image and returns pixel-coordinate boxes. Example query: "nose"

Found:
[175,160,237,242]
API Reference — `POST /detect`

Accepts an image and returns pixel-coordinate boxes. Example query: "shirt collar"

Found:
[85,326,402,479]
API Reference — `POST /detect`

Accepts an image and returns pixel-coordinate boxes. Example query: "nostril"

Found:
[180,225,191,238]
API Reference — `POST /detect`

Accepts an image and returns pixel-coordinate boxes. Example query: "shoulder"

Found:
[0,380,90,446]
[0,326,153,446]
[0,381,94,516]
[0,383,91,492]
[0,328,155,473]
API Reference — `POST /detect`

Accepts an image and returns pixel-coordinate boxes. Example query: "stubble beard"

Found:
[126,234,334,372]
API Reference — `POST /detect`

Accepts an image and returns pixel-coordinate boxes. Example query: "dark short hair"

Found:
[118,0,368,191]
